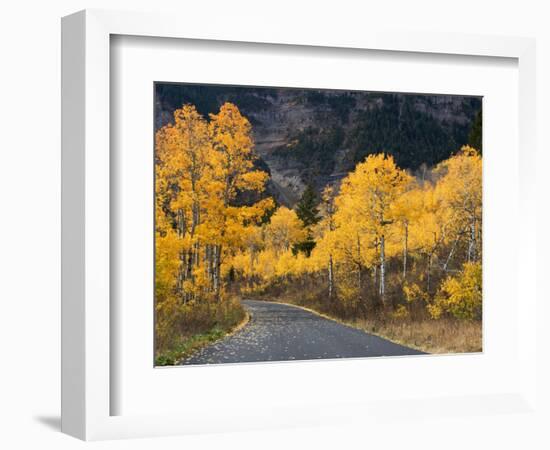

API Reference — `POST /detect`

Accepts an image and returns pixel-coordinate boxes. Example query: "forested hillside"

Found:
[155,84,482,206]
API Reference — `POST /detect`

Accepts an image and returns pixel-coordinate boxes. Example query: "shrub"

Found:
[430,262,482,320]
[155,294,246,363]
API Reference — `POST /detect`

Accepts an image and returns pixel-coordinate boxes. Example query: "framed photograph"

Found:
[152,81,481,367]
[62,9,537,441]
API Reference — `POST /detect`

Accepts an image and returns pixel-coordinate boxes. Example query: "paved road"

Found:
[181,300,425,365]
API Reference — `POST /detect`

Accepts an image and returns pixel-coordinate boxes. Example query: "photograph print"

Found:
[154,83,482,366]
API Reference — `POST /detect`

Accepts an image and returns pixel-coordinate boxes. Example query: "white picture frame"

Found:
[61,9,537,441]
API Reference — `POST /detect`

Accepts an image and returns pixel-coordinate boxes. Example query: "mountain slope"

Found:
[155,83,481,206]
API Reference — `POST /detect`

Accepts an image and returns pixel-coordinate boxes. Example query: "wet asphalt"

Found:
[181,299,425,365]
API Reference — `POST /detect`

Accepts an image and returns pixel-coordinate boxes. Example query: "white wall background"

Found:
[0,1,548,449]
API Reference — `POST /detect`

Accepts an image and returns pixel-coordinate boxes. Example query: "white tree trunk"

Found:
[328,254,334,300]
[443,235,460,272]
[402,223,408,279]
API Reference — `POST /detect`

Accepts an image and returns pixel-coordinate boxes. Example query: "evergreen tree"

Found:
[295,185,320,227]
[468,110,482,153]
[293,185,321,256]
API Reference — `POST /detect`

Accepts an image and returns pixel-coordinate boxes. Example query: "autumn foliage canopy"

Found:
[155,102,482,355]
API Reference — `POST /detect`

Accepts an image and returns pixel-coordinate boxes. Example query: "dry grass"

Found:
[155,296,247,365]
[250,278,483,355]
[341,316,482,354]
[253,285,482,354]
[271,297,482,354]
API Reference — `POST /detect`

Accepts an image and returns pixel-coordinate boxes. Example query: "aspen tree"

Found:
[320,186,337,300]
[155,104,211,301]
[336,154,411,307]
[207,103,271,298]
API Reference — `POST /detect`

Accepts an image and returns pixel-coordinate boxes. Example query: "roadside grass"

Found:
[155,297,248,366]
[155,328,227,366]
[344,316,482,354]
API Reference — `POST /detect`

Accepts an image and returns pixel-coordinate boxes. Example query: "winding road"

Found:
[181,300,425,365]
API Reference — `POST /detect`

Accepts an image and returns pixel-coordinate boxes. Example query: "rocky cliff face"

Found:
[155,84,481,206]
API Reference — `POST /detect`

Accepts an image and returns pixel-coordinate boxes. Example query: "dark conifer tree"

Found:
[468,110,482,153]
[293,185,320,256]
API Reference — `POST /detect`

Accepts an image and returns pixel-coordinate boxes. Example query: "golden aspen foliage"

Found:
[336,154,412,235]
[403,282,429,304]
[333,154,412,303]
[154,100,483,362]
[208,102,266,204]
[155,229,181,300]
[156,104,211,220]
[431,262,482,320]
[433,145,482,262]
[154,102,271,357]
[390,184,423,277]
[204,102,272,295]
[407,186,447,258]
[242,147,481,325]
[264,207,306,254]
